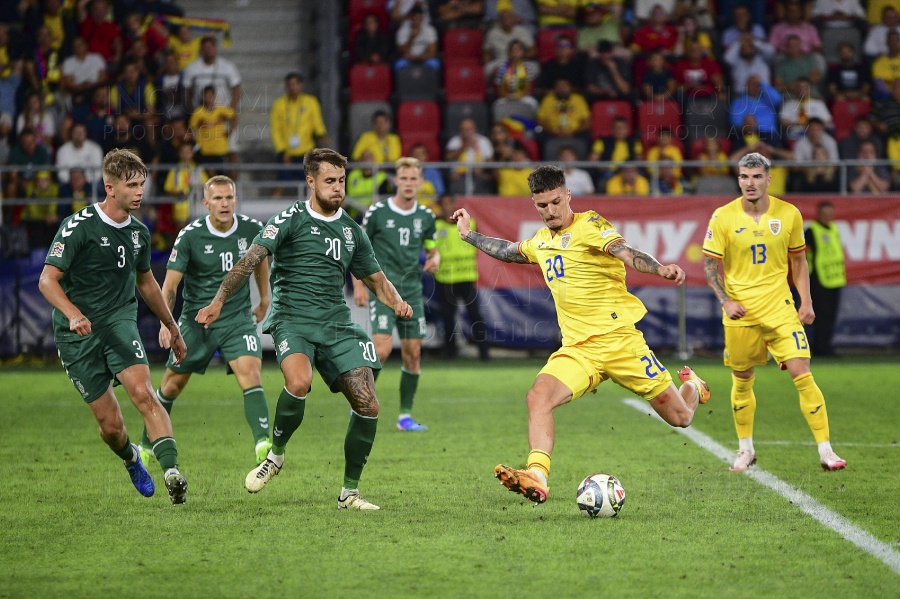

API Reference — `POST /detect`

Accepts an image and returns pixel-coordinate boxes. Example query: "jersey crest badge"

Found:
[263,225,279,239]
[343,226,353,243]
[238,238,248,256]
[204,244,214,254]
[50,242,65,258]
[169,249,178,262]
[132,231,140,246]
[413,218,422,234]
[561,233,571,249]
[769,219,781,235]
[100,236,110,246]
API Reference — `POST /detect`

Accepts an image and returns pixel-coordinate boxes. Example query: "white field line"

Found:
[622,398,900,577]
[754,441,900,448]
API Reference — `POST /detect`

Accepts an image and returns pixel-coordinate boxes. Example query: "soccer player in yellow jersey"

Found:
[452,165,710,504]
[702,152,847,472]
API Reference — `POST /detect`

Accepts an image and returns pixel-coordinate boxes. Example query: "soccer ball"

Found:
[576,473,625,518]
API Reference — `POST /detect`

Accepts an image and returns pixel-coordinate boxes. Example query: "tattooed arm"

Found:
[451,208,529,264]
[607,240,686,284]
[158,269,185,349]
[137,269,186,364]
[196,243,270,328]
[703,255,746,320]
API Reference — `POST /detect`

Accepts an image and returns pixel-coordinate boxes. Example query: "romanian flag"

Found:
[155,15,233,47]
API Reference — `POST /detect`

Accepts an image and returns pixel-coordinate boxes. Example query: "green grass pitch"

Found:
[1,356,899,598]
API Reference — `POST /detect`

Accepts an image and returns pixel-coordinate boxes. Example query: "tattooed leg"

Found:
[335,367,380,417]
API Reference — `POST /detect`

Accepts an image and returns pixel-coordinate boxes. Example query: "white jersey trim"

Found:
[95,204,133,228]
[387,197,418,216]
[304,200,344,222]
[205,215,238,238]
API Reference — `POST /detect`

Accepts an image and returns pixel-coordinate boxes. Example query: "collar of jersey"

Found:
[304,200,343,222]
[95,203,132,228]
[205,215,237,237]
[387,197,417,216]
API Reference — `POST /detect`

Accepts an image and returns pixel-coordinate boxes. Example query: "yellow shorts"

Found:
[723,319,810,371]
[539,325,673,401]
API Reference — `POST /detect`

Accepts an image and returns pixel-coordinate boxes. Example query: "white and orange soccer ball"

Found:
[576,473,625,518]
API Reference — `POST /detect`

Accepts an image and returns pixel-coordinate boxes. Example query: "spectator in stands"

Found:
[354,13,390,66]
[695,136,730,178]
[183,36,241,112]
[793,116,839,161]
[606,165,649,195]
[395,6,440,72]
[558,145,594,195]
[55,122,103,184]
[156,117,189,188]
[61,36,107,109]
[729,75,783,136]
[126,38,160,81]
[630,5,678,57]
[77,0,123,69]
[495,141,532,196]
[635,0,676,22]
[584,40,631,102]
[839,116,883,159]
[780,78,833,138]
[389,0,432,25]
[539,34,585,93]
[409,143,444,201]
[156,51,188,122]
[168,24,201,70]
[849,141,891,192]
[645,127,684,178]
[673,41,725,100]
[77,85,115,144]
[863,6,900,59]
[827,43,870,101]
[346,149,390,213]
[722,5,768,50]
[16,92,57,150]
[871,30,900,99]
[189,85,234,174]
[20,170,60,248]
[589,116,642,179]
[871,78,900,138]
[445,117,494,193]
[655,164,686,195]
[24,26,63,110]
[483,9,535,81]
[104,113,156,167]
[351,110,402,163]
[724,34,776,92]
[5,129,52,199]
[484,0,536,32]
[23,0,77,56]
[674,0,716,29]
[641,50,676,99]
[163,142,208,229]
[270,72,329,197]
[811,0,865,29]
[537,0,577,27]
[110,61,157,133]
[797,144,840,192]
[674,15,713,58]
[122,11,167,58]
[488,122,515,161]
[59,169,93,216]
[577,3,614,56]
[730,113,792,158]
[437,0,484,29]
[769,1,822,53]
[492,40,540,108]
[537,79,591,142]
[0,113,12,166]
[773,35,822,99]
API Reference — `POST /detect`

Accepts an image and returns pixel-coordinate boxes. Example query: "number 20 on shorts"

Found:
[640,353,666,378]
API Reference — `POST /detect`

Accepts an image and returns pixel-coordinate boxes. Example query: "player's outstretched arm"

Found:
[38,264,92,337]
[607,240,686,284]
[158,269,184,348]
[703,255,746,320]
[789,252,816,325]
[252,253,271,324]
[451,208,528,264]
[360,271,413,319]
[196,243,270,328]
[136,269,186,364]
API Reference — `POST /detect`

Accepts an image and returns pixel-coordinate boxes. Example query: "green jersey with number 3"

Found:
[44,204,152,342]
[168,214,264,327]
[361,197,437,298]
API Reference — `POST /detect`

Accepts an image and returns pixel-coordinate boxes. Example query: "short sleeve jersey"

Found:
[168,214,264,327]
[702,196,806,327]
[253,200,382,328]
[44,205,152,342]
[361,198,437,299]
[517,211,648,346]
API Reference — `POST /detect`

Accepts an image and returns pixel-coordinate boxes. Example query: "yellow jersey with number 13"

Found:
[702,195,806,327]
[517,211,648,346]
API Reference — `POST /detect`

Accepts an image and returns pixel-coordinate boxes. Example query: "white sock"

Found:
[530,468,548,486]
[164,467,180,478]
[124,443,137,465]
[817,440,833,458]
[268,451,284,468]
[739,437,755,453]
[398,413,410,421]
[340,487,358,500]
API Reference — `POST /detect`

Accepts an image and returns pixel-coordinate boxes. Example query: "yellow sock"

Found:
[794,373,830,443]
[731,374,756,440]
[526,449,551,480]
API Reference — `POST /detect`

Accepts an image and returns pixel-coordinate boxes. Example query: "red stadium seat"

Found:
[689,137,732,159]
[397,101,442,135]
[401,133,441,161]
[349,64,392,102]
[443,28,483,65]
[349,0,388,31]
[444,63,486,102]
[832,99,872,141]
[518,137,541,161]
[536,27,577,64]
[591,101,633,138]
[637,100,682,146]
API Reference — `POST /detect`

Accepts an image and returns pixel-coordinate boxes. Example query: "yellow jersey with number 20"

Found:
[702,195,806,327]
[518,211,648,346]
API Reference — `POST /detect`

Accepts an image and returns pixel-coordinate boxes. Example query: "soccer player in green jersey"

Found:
[137,175,273,466]
[353,157,440,431]
[39,149,189,504]
[196,149,412,510]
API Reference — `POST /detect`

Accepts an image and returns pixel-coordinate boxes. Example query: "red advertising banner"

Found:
[460,195,900,288]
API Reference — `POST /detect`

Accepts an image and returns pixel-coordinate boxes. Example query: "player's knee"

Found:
[130,385,159,413]
[670,409,694,428]
[97,412,125,439]
[526,388,552,413]
[284,376,311,398]
[357,400,380,418]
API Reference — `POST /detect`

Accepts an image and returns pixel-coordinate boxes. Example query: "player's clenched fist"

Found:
[395,301,413,319]
[69,314,92,337]
[196,301,223,329]
[170,330,187,365]
[658,264,686,285]
[451,208,471,238]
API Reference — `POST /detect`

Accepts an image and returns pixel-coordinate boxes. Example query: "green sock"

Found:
[151,436,178,471]
[242,386,270,442]
[399,368,419,414]
[272,387,306,453]
[142,388,174,448]
[372,368,381,382]
[343,411,378,489]
[112,436,135,462]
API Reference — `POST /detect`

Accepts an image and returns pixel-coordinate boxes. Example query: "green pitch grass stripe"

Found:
[754,441,900,448]
[623,398,900,577]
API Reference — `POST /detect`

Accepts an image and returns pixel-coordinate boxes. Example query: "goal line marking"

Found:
[622,398,900,577]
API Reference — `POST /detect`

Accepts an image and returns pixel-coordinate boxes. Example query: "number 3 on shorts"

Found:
[133,340,145,358]
[359,341,377,362]
[640,354,666,378]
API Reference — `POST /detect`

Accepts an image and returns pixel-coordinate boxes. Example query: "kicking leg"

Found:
[334,367,381,510]
[231,355,271,463]
[397,337,425,431]
[785,358,845,470]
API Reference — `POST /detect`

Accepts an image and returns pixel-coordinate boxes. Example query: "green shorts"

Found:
[368,296,426,339]
[167,318,262,374]
[268,319,382,392]
[56,319,150,403]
